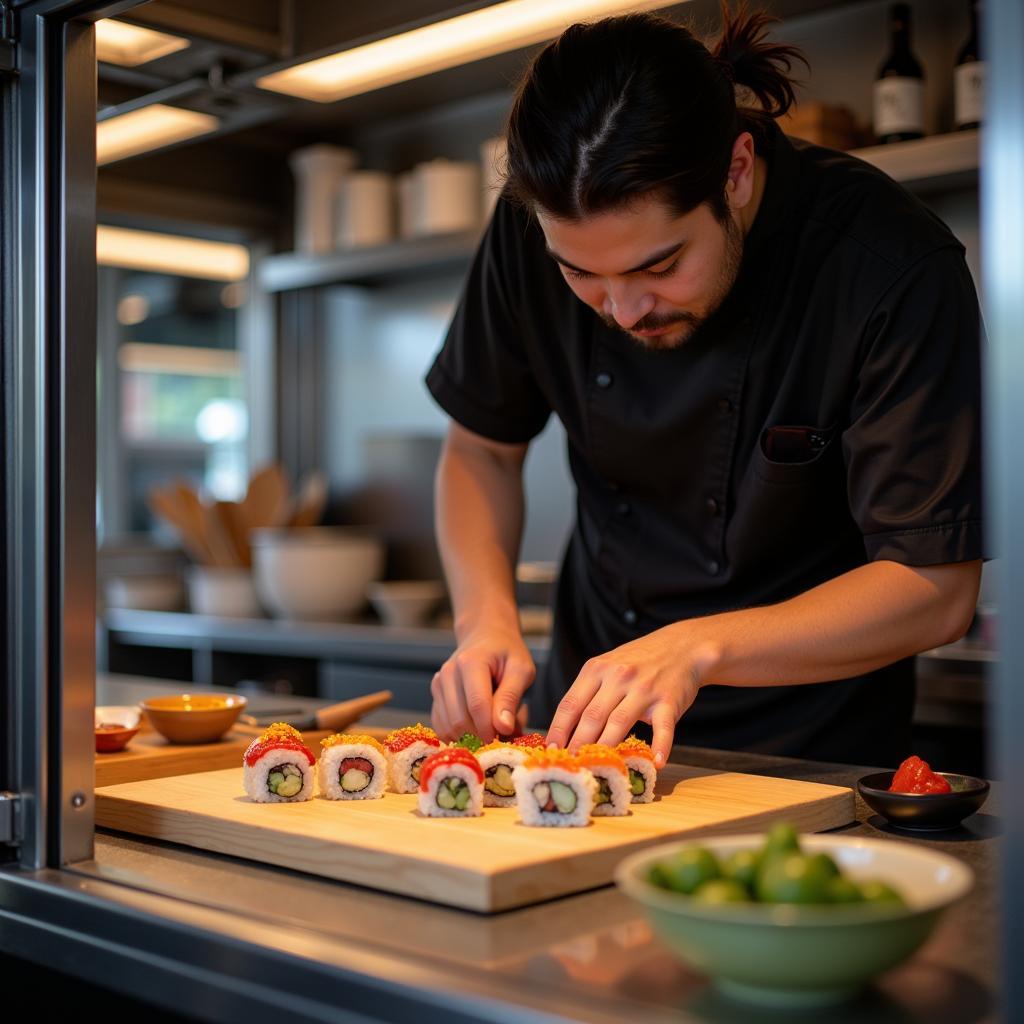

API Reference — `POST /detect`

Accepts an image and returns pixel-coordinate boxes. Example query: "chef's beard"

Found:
[602,214,744,351]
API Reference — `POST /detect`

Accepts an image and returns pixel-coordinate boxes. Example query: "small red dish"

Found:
[95,721,141,753]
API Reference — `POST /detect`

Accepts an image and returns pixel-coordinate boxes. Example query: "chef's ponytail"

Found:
[505,3,807,221]
[711,2,806,119]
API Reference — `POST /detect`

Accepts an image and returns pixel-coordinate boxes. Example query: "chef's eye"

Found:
[562,266,591,281]
[647,259,679,278]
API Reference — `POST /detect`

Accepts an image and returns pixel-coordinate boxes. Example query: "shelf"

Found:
[258,230,481,293]
[257,133,978,294]
[849,130,979,194]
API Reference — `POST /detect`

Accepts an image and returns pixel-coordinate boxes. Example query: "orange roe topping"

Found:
[320,733,386,754]
[617,735,655,761]
[576,743,628,774]
[476,739,516,755]
[384,723,441,753]
[510,733,547,749]
[419,747,484,791]
[521,748,584,772]
[260,722,303,743]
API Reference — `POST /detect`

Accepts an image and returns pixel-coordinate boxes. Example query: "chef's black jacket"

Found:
[425,120,983,767]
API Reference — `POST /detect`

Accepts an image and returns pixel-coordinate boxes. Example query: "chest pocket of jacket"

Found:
[753,424,838,485]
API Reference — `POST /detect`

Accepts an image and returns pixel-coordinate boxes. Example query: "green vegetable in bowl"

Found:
[646,822,907,907]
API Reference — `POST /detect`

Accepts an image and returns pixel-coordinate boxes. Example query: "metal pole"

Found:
[981,0,1024,1019]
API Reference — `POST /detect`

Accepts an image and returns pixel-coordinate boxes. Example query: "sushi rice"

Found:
[476,740,528,807]
[512,749,597,827]
[318,733,389,800]
[242,723,315,803]
[418,748,484,818]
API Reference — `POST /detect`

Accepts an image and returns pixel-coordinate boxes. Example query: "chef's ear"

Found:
[725,131,756,209]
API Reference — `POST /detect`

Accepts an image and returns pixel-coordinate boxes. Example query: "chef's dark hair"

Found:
[505,3,806,221]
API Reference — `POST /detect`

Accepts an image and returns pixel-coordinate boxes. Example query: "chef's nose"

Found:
[603,286,655,330]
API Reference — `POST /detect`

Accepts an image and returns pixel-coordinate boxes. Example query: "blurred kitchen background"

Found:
[94,0,993,774]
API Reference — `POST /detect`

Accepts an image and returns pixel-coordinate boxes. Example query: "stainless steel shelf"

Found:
[257,229,481,292]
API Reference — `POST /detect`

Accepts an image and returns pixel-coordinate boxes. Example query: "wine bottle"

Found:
[873,4,925,144]
[954,0,985,130]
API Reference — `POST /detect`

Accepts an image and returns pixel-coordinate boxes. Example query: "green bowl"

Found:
[615,834,973,1008]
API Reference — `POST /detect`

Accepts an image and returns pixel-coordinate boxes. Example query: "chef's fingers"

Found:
[429,672,452,738]
[566,685,630,751]
[591,688,650,750]
[648,703,677,769]
[432,660,468,740]
[452,655,497,741]
[492,657,535,736]
[544,669,603,748]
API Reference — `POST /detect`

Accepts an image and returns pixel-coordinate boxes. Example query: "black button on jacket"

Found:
[426,122,983,766]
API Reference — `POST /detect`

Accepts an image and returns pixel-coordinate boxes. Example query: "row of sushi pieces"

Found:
[242,722,658,826]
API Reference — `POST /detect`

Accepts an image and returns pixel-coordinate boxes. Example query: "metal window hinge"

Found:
[0,792,23,846]
[0,1,17,79]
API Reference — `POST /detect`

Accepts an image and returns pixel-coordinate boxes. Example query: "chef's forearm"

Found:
[689,559,982,688]
[435,426,527,641]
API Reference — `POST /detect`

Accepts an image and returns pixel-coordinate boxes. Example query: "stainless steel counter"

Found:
[0,676,1000,1024]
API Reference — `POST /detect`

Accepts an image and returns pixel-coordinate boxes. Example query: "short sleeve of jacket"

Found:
[844,245,984,564]
[425,197,551,444]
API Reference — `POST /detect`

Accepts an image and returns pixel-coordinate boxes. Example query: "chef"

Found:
[424,9,984,768]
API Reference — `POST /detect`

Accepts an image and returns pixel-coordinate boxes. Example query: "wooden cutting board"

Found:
[95,763,854,912]
[95,725,390,787]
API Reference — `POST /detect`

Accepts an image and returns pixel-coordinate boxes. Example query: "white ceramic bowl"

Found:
[94,705,142,730]
[366,580,445,627]
[252,527,384,620]
[186,566,261,618]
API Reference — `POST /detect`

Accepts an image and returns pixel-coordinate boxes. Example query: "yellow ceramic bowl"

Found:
[140,693,247,745]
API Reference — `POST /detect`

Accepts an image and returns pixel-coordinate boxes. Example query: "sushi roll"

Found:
[243,722,315,803]
[476,740,529,807]
[616,735,658,803]
[418,748,484,818]
[576,744,631,816]
[512,749,597,827]
[318,733,389,800]
[384,723,442,793]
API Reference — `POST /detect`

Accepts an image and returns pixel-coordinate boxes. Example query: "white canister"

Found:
[409,159,481,237]
[187,566,261,618]
[336,170,394,249]
[397,171,417,239]
[479,135,508,220]
[288,144,358,254]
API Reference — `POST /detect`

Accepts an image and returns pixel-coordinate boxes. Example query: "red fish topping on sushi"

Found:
[419,747,484,791]
[384,723,441,753]
[510,733,547,749]
[244,722,315,768]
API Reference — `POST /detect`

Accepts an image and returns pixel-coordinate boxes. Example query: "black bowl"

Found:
[857,772,990,831]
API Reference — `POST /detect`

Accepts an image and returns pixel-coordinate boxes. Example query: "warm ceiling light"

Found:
[256,0,683,103]
[95,19,190,67]
[97,104,219,165]
[97,226,250,282]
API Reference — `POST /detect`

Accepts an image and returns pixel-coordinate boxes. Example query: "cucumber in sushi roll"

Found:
[476,740,528,807]
[616,735,658,803]
[576,744,631,816]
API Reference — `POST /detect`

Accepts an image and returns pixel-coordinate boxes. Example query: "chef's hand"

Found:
[544,624,721,767]
[431,625,535,742]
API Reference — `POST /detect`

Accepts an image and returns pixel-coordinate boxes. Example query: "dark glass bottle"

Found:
[873,3,925,144]
[955,0,985,130]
